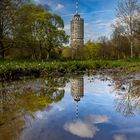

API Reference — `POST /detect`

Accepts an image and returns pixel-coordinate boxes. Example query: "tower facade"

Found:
[70,77,84,118]
[71,77,84,100]
[71,0,84,49]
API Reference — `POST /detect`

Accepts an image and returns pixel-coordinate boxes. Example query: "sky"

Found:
[32,0,119,42]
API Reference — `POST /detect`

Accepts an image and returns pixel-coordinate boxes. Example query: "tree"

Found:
[116,0,139,58]
[13,4,48,59]
[111,23,130,58]
[0,0,14,59]
[0,0,31,59]
[85,40,100,59]
[13,4,69,60]
[44,14,69,59]
[62,47,72,59]
[97,36,112,59]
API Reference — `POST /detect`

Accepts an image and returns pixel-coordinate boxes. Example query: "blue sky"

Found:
[33,0,118,41]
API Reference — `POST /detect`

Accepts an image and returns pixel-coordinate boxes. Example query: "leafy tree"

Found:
[44,14,69,59]
[85,40,100,59]
[13,4,48,59]
[13,4,69,60]
[0,0,28,59]
[62,47,72,59]
[0,0,14,59]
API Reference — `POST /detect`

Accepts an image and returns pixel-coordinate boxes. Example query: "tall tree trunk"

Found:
[130,41,133,58]
[32,48,36,60]
[39,43,42,60]
[0,39,4,59]
[47,53,49,60]
[46,48,51,60]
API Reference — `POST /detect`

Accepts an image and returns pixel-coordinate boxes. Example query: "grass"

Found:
[0,59,140,80]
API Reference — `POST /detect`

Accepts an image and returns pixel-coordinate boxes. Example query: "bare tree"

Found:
[116,0,139,58]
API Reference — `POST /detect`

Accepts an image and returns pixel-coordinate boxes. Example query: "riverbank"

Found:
[0,60,140,81]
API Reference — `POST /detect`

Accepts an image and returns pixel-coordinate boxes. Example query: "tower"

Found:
[70,77,84,118]
[71,0,84,49]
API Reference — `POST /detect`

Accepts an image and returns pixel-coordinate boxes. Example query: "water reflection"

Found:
[114,77,140,117]
[0,81,25,140]
[64,114,109,138]
[70,77,84,118]
[113,134,127,140]
[64,77,109,139]
[0,77,67,140]
[0,74,140,140]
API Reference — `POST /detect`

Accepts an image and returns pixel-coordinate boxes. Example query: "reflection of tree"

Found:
[45,77,67,89]
[0,77,67,140]
[16,89,64,112]
[114,78,140,117]
[115,88,134,117]
[0,81,24,140]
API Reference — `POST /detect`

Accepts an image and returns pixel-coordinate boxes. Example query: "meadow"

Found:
[0,59,140,81]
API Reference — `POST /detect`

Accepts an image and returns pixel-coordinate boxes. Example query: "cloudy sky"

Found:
[33,0,118,41]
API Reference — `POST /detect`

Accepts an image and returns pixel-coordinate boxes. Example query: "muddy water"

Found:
[0,74,140,140]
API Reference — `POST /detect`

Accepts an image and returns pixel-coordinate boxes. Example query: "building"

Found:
[70,77,84,118]
[71,0,84,49]
[71,77,84,101]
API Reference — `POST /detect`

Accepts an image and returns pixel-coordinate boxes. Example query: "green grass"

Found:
[0,59,140,80]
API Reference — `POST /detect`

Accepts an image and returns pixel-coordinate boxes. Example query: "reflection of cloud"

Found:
[113,134,127,140]
[35,111,48,120]
[87,115,109,124]
[64,115,109,138]
[55,105,65,111]
[64,120,99,138]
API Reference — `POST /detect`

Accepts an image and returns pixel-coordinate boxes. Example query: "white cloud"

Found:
[64,120,99,138]
[64,114,109,138]
[84,18,117,41]
[55,4,64,11]
[63,10,117,41]
[113,134,127,140]
[64,24,70,35]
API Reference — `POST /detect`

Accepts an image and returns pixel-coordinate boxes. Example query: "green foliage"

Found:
[0,60,140,81]
[16,90,64,112]
[0,3,69,60]
[1,1,140,60]
[85,40,101,59]
[12,4,69,60]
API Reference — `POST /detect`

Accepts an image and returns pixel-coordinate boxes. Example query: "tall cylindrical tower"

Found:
[71,0,84,49]
[70,77,84,118]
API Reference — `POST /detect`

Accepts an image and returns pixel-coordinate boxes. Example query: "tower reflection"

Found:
[70,77,84,118]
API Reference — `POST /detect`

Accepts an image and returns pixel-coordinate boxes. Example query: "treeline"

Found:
[0,0,140,61]
[0,0,69,60]
[66,0,140,60]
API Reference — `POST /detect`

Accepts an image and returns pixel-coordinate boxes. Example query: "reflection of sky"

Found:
[19,76,140,140]
[64,120,99,138]
[64,115,109,138]
[113,134,127,140]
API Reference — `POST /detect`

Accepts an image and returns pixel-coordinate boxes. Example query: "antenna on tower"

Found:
[75,101,79,118]
[76,0,78,15]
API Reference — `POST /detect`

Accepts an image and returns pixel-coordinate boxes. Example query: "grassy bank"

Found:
[0,59,140,80]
